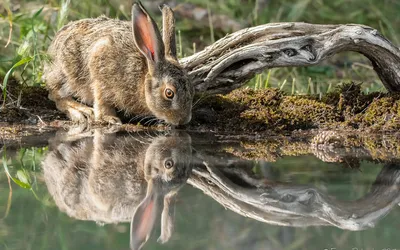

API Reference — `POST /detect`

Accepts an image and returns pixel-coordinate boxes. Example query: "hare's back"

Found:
[47,17,144,104]
[51,17,134,52]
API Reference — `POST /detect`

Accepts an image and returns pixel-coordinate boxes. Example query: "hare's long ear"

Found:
[130,181,159,250]
[132,2,165,68]
[157,192,177,244]
[160,4,178,61]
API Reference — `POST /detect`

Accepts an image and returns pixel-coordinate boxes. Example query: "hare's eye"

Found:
[165,88,175,99]
[164,159,174,169]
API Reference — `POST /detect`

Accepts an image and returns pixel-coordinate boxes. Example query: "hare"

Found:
[43,2,194,125]
[42,128,193,250]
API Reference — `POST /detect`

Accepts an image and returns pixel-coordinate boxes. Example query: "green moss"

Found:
[279,96,340,127]
[358,95,400,129]
[191,83,400,132]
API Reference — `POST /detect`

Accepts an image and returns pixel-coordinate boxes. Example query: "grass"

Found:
[0,0,399,103]
[1,146,47,197]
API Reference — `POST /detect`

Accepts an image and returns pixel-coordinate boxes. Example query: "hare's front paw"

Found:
[93,103,121,125]
[68,105,95,123]
[97,115,122,125]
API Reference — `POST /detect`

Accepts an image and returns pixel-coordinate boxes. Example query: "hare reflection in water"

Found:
[42,129,192,250]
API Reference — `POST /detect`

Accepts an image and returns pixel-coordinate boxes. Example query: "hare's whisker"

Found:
[127,114,143,124]
[144,118,158,126]
[144,129,155,139]
[192,95,205,109]
[138,116,151,125]
[127,131,149,144]
[143,119,152,126]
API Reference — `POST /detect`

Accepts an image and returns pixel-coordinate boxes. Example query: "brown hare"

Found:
[43,2,194,125]
[42,129,193,250]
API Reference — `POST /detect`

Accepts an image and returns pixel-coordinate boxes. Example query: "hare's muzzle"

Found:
[182,112,192,125]
[172,112,191,125]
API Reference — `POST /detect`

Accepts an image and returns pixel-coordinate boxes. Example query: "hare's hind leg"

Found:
[49,91,95,122]
[45,65,94,122]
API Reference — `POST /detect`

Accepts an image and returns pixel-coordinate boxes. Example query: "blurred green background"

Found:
[1,0,400,97]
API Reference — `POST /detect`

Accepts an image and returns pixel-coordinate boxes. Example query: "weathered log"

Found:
[181,23,400,94]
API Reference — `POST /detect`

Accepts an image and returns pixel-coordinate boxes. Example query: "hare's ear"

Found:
[130,181,159,250]
[160,4,178,61]
[132,2,165,67]
[157,192,177,244]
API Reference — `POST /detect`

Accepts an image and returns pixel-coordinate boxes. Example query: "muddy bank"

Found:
[1,80,400,133]
[0,79,65,124]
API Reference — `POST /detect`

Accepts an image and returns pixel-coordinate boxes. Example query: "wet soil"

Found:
[0,79,65,124]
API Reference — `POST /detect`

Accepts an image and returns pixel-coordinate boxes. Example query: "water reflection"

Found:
[42,129,192,250]
[190,158,400,230]
[33,129,400,249]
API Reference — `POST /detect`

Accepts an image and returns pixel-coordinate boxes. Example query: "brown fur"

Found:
[43,4,193,125]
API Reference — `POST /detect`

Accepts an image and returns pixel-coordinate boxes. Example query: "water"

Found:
[1,128,399,250]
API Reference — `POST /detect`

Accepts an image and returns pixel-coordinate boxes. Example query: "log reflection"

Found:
[189,154,400,230]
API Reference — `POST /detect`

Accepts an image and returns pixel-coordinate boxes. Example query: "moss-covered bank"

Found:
[189,83,400,132]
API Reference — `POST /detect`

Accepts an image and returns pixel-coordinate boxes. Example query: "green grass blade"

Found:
[57,0,71,30]
[33,6,44,19]
[2,154,32,189]
[2,56,33,104]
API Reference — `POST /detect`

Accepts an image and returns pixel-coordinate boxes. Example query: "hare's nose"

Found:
[179,113,191,125]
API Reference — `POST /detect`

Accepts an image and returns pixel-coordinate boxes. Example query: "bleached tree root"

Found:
[181,23,400,94]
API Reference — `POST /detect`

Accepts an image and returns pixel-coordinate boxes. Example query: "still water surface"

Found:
[1,129,399,250]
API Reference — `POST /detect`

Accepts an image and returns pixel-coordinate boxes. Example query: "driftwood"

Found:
[181,23,400,94]
[188,159,400,231]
